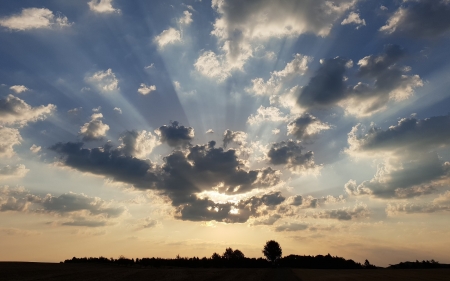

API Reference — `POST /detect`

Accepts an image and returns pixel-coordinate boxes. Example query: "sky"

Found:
[0,0,450,266]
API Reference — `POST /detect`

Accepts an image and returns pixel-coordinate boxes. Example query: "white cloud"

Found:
[247,54,312,96]
[9,85,29,94]
[92,106,101,112]
[0,95,56,127]
[79,113,110,141]
[210,0,357,68]
[194,51,231,81]
[206,129,214,134]
[88,0,120,14]
[0,164,29,180]
[247,106,288,125]
[137,83,156,95]
[30,144,41,153]
[341,12,366,28]
[179,11,193,25]
[0,8,71,31]
[154,28,182,48]
[0,127,22,158]
[86,69,119,92]
[118,130,159,158]
[113,107,122,114]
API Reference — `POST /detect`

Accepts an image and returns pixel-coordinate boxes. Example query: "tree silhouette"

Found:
[263,240,282,263]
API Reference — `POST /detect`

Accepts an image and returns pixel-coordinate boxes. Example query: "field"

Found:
[0,262,449,281]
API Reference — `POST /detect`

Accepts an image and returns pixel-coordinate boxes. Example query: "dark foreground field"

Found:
[1,263,449,281]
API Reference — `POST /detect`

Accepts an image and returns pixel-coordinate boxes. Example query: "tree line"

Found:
[64,240,378,269]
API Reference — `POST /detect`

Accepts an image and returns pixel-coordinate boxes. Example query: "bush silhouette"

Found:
[262,240,282,263]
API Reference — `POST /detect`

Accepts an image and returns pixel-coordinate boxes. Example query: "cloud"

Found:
[194,51,231,81]
[0,186,125,226]
[79,113,110,141]
[113,107,122,114]
[88,0,120,14]
[285,194,345,209]
[179,11,193,25]
[386,193,450,215]
[251,214,282,226]
[154,28,182,48]
[0,164,29,179]
[137,83,156,95]
[9,85,29,94]
[287,113,330,141]
[206,129,214,134]
[247,106,288,125]
[345,153,449,199]
[118,130,159,158]
[0,8,71,31]
[347,114,450,156]
[341,12,366,28]
[50,139,281,222]
[297,45,422,116]
[135,217,159,230]
[86,69,119,92]
[210,0,357,68]
[247,54,312,96]
[155,121,194,148]
[275,222,308,232]
[267,140,317,174]
[380,0,450,38]
[0,95,56,126]
[223,130,247,148]
[0,127,22,158]
[30,144,41,153]
[67,107,82,116]
[308,204,369,220]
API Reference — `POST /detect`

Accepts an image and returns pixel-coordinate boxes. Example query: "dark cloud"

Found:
[0,94,55,126]
[0,186,125,227]
[296,45,422,116]
[177,192,285,223]
[287,113,330,141]
[222,129,247,148]
[380,0,450,38]
[348,114,450,154]
[50,140,282,222]
[297,57,351,109]
[267,140,316,173]
[156,121,194,147]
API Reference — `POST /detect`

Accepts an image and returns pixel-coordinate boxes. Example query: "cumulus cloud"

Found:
[247,106,288,125]
[347,114,450,156]
[0,8,71,31]
[30,144,41,154]
[210,0,357,68]
[0,95,56,126]
[297,45,422,116]
[194,51,231,81]
[247,54,312,96]
[0,164,29,179]
[50,139,281,223]
[206,129,214,134]
[380,0,450,38]
[179,11,193,25]
[88,0,120,14]
[341,12,366,28]
[67,107,82,116]
[79,113,110,141]
[155,121,194,148]
[113,107,122,114]
[386,192,450,215]
[86,69,119,92]
[267,140,317,174]
[287,113,330,141]
[308,204,369,220]
[154,28,182,48]
[223,130,247,148]
[9,85,29,94]
[118,130,159,158]
[0,127,22,158]
[137,83,156,95]
[251,214,282,226]
[285,194,345,209]
[0,186,125,226]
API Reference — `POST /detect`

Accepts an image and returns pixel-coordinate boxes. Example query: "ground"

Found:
[0,263,449,281]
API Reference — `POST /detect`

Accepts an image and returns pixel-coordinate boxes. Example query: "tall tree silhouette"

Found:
[263,240,282,263]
